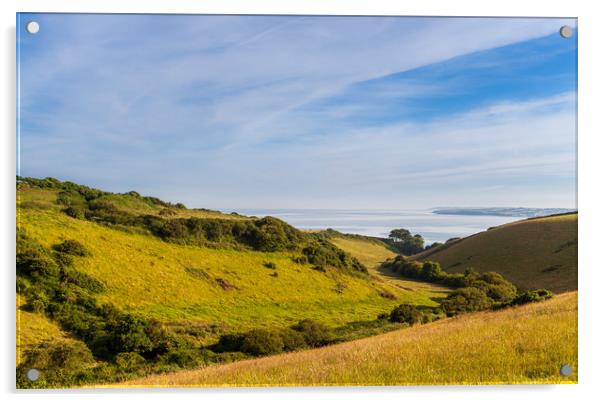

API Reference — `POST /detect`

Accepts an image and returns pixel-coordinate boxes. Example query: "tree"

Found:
[389,229,412,243]
[388,228,425,255]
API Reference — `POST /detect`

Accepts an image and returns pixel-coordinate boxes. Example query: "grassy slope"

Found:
[330,235,449,302]
[18,187,446,346]
[115,292,577,387]
[411,213,577,293]
[16,295,85,364]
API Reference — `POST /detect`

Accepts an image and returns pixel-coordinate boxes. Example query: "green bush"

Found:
[17,340,95,387]
[53,240,90,257]
[213,333,245,353]
[291,319,333,347]
[389,304,422,324]
[440,287,493,314]
[64,206,86,219]
[115,352,145,371]
[62,268,107,293]
[302,241,367,274]
[240,329,284,356]
[17,232,60,278]
[279,328,307,351]
[511,289,553,305]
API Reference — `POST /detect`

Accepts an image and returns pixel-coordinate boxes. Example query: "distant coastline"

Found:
[432,207,577,218]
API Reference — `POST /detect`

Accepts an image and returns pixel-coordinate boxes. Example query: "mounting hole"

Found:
[560,364,573,376]
[26,21,40,34]
[559,25,572,39]
[26,368,40,381]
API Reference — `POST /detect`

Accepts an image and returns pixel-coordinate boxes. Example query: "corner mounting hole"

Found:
[560,364,573,376]
[26,21,40,34]
[559,25,572,39]
[27,368,40,381]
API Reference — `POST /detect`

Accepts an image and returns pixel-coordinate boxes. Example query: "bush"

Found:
[115,352,145,371]
[53,240,90,257]
[419,261,445,281]
[64,206,86,219]
[279,328,307,351]
[17,233,60,278]
[291,319,333,347]
[18,340,95,387]
[511,289,553,305]
[62,269,107,293]
[213,333,245,353]
[440,287,493,314]
[302,241,367,274]
[389,304,422,325]
[249,216,300,252]
[240,329,284,356]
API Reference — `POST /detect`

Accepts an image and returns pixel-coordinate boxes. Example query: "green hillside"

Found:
[16,178,451,387]
[411,213,577,293]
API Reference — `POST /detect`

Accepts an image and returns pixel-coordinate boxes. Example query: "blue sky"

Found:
[17,14,577,209]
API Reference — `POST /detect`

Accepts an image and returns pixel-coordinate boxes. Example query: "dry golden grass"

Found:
[412,213,577,293]
[113,292,577,387]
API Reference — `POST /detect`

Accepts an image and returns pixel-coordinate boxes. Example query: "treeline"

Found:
[18,176,367,275]
[382,256,553,316]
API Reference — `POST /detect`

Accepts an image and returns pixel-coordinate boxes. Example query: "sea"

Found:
[233,209,524,245]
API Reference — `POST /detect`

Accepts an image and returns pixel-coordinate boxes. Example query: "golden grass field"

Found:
[412,213,577,293]
[113,291,577,387]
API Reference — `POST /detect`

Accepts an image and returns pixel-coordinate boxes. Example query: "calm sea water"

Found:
[234,209,521,245]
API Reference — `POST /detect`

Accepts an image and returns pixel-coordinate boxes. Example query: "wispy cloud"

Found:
[18,14,577,209]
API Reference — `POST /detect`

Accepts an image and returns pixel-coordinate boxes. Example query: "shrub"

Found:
[292,255,308,265]
[302,241,367,274]
[53,240,90,257]
[279,328,307,351]
[240,329,284,356]
[441,287,493,314]
[63,206,85,219]
[115,352,145,371]
[249,216,300,252]
[17,234,60,278]
[213,333,245,353]
[62,269,107,293]
[53,252,74,267]
[389,304,422,325]
[18,340,95,387]
[511,289,553,305]
[107,315,165,355]
[419,261,445,281]
[291,319,333,347]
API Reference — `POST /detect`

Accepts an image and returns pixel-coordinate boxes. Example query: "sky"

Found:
[17,14,577,210]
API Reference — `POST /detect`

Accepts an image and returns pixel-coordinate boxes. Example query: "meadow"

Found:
[115,291,577,387]
[16,178,577,387]
[17,183,447,354]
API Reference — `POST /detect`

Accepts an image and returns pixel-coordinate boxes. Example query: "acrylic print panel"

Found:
[16,13,577,388]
